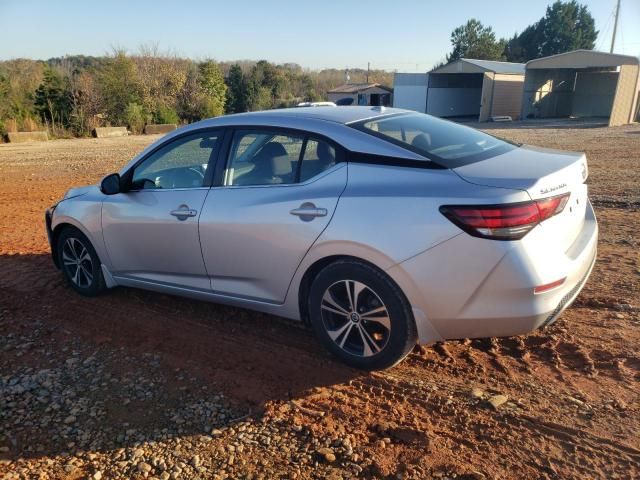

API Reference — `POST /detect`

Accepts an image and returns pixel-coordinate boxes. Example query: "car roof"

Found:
[120,107,426,174]
[201,106,409,126]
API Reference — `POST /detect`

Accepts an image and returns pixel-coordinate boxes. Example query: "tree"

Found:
[34,67,72,129]
[0,55,399,135]
[98,51,141,126]
[135,47,188,118]
[176,63,204,123]
[537,0,597,57]
[198,60,227,117]
[0,59,46,126]
[225,64,248,113]
[69,70,103,135]
[504,1,597,62]
[247,60,283,110]
[447,19,506,62]
[124,102,146,134]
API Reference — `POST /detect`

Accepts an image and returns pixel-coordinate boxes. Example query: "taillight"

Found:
[440,193,570,240]
[535,194,570,220]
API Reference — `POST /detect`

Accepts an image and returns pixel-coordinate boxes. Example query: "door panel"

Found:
[101,129,222,290]
[199,165,347,303]
[102,189,210,289]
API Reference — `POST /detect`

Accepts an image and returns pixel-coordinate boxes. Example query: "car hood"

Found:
[63,184,99,200]
[452,144,587,200]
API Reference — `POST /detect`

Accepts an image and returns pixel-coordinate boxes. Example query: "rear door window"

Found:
[225,130,339,186]
[226,131,303,186]
[299,139,336,183]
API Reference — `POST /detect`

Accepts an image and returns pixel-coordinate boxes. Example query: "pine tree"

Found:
[198,60,227,117]
[225,64,248,114]
[34,67,72,129]
[447,19,506,63]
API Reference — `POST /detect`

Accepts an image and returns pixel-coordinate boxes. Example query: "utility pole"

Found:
[366,62,370,83]
[610,0,620,53]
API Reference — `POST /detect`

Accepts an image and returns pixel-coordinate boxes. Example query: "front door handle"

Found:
[170,205,198,220]
[290,202,327,221]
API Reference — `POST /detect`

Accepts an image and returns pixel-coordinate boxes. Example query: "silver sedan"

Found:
[46,107,598,370]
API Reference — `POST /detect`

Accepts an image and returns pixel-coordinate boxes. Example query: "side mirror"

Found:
[100,173,121,195]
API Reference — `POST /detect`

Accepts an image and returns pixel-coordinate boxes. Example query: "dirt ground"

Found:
[0,124,639,480]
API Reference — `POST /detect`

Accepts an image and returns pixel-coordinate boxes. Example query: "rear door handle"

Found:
[290,203,328,221]
[170,207,198,220]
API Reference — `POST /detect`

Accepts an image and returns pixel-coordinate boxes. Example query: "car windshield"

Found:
[354,113,514,166]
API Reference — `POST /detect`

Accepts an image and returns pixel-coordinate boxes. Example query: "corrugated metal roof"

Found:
[462,59,526,74]
[327,83,393,93]
[430,59,525,75]
[526,49,640,69]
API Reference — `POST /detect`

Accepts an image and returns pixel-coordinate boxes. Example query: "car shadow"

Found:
[0,253,362,461]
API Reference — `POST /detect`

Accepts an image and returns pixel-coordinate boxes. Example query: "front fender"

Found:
[50,197,110,269]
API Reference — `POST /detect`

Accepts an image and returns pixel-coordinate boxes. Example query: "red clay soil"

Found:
[1,126,639,479]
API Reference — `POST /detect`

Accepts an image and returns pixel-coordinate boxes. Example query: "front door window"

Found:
[131,132,220,190]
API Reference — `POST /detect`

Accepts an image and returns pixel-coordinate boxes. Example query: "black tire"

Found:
[308,259,417,370]
[56,227,106,296]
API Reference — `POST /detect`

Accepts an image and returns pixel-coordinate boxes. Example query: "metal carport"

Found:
[522,50,640,127]
[426,59,525,121]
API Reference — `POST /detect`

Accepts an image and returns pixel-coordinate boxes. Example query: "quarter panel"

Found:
[279,163,530,322]
[322,163,529,266]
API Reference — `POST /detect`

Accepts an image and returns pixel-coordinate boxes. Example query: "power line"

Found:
[596,5,615,51]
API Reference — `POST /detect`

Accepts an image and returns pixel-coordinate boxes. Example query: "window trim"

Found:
[215,126,345,188]
[122,127,226,192]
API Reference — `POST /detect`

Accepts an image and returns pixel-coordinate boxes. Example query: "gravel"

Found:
[0,314,374,479]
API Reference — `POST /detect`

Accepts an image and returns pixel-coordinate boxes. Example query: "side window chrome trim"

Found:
[212,162,346,190]
[124,187,212,193]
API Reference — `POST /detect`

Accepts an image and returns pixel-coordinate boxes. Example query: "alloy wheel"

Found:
[320,280,391,357]
[62,237,93,288]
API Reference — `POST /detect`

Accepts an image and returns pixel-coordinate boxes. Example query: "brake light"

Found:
[535,194,570,220]
[440,193,570,240]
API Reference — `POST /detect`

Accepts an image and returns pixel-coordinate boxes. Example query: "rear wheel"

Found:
[57,227,105,296]
[308,260,417,370]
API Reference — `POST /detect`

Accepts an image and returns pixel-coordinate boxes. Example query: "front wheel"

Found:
[308,260,417,370]
[57,227,106,296]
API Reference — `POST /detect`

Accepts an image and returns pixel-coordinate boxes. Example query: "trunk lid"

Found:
[452,145,588,200]
[453,145,590,250]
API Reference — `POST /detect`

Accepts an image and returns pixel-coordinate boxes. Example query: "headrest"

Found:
[411,133,432,151]
[317,142,335,162]
[271,154,292,176]
[257,143,291,176]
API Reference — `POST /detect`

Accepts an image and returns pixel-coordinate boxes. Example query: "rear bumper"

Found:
[388,199,598,343]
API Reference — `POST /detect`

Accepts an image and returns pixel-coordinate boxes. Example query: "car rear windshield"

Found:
[352,113,515,167]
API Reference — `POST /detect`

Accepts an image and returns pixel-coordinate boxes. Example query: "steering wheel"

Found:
[155,168,204,189]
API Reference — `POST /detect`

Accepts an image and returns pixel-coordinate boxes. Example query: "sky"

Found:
[0,0,638,71]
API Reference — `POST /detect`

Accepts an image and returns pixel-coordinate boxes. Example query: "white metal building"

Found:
[393,59,526,121]
[392,73,428,112]
[327,84,393,107]
[522,50,640,127]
